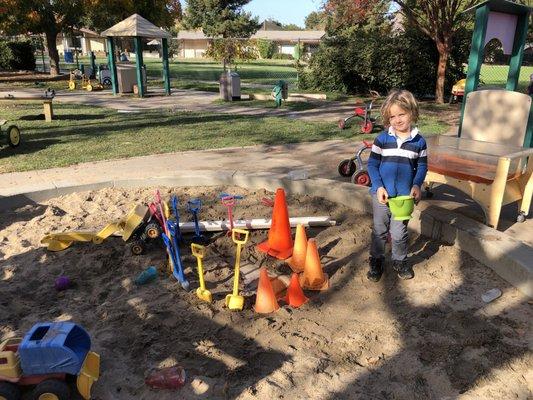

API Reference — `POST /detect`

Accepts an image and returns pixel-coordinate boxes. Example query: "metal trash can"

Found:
[229,72,241,101]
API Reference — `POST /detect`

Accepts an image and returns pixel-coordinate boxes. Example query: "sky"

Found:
[243,0,322,27]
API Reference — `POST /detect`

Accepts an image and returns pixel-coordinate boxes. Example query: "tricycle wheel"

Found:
[68,81,76,90]
[130,240,145,256]
[7,125,20,147]
[0,382,21,400]
[517,212,526,223]
[144,221,162,239]
[102,77,112,87]
[351,170,371,186]
[86,84,93,92]
[337,159,356,177]
[338,119,346,129]
[361,121,373,134]
[32,379,69,400]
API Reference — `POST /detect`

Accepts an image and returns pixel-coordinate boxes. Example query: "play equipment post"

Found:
[162,38,171,96]
[134,36,145,98]
[106,37,118,95]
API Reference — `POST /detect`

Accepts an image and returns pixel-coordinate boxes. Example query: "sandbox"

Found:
[0,184,531,400]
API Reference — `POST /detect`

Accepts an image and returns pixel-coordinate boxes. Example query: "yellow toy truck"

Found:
[0,322,100,400]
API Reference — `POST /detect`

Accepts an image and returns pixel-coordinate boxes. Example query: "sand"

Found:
[1,186,531,400]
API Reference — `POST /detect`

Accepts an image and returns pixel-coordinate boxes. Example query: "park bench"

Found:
[0,89,55,122]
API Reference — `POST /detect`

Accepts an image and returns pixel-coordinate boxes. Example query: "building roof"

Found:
[101,14,171,38]
[176,29,325,43]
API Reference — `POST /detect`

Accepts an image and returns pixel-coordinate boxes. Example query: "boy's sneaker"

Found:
[393,260,414,280]
[367,257,384,282]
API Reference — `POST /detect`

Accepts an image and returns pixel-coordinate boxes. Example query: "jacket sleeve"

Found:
[413,138,428,187]
[367,137,384,189]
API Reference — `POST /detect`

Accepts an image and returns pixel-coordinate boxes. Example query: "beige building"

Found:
[175,29,325,59]
[56,28,107,56]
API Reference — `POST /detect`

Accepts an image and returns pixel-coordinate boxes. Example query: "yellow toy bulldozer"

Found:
[41,204,162,255]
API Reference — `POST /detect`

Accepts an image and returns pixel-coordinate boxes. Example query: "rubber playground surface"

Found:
[0,185,531,399]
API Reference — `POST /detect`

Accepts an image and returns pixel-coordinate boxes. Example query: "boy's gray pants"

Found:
[370,194,409,261]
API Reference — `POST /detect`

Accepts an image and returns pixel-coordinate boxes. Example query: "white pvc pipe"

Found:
[178,216,336,232]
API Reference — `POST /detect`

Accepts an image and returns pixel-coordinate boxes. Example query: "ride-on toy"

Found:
[0,119,20,147]
[338,91,382,133]
[0,321,100,400]
[337,140,373,186]
[449,78,465,104]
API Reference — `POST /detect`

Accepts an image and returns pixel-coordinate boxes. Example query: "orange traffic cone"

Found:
[257,188,293,260]
[285,273,309,308]
[299,239,329,291]
[254,268,280,314]
[286,224,307,272]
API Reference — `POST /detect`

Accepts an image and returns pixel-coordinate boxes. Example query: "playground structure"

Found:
[425,0,533,229]
[0,119,20,148]
[41,204,162,255]
[0,322,100,400]
[0,89,55,122]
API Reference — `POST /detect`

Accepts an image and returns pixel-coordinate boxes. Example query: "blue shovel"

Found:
[170,195,183,244]
[187,198,206,244]
[162,227,189,291]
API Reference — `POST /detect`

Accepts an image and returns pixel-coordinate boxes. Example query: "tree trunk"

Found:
[435,38,450,104]
[45,30,60,76]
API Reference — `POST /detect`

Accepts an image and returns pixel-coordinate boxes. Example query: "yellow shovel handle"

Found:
[191,243,205,258]
[232,228,249,245]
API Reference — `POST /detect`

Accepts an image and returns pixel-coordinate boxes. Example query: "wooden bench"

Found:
[425,90,533,229]
[0,90,55,122]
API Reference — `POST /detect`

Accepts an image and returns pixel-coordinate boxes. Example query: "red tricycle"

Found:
[337,140,373,186]
[338,92,382,133]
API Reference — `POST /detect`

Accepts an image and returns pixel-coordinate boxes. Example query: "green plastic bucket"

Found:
[388,195,414,221]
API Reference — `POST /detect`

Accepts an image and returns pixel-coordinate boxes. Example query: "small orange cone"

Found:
[299,239,329,291]
[254,268,280,314]
[257,188,293,260]
[285,273,309,308]
[286,224,307,272]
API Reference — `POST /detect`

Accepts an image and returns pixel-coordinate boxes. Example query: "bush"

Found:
[256,39,276,59]
[0,39,36,71]
[298,25,469,98]
[272,53,294,60]
[0,40,13,70]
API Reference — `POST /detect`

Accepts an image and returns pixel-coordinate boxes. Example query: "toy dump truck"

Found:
[0,322,100,400]
[41,204,162,255]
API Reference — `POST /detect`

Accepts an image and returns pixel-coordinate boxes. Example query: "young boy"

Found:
[366,90,427,281]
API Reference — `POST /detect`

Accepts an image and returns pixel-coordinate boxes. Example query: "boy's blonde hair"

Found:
[380,90,419,126]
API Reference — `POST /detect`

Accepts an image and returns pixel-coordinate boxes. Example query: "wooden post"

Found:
[43,100,53,122]
[459,4,490,137]
[106,37,118,95]
[162,38,171,96]
[134,36,145,98]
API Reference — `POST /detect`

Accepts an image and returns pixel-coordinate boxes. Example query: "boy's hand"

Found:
[410,185,421,203]
[377,187,388,204]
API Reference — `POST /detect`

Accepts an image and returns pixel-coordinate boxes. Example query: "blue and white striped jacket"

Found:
[367,127,428,196]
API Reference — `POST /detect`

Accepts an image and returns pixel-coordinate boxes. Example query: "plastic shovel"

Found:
[191,243,212,303]
[221,195,236,235]
[225,228,249,311]
[170,195,183,244]
[163,222,189,291]
[187,198,206,244]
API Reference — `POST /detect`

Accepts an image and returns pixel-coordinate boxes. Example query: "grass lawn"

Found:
[55,57,298,85]
[0,102,449,173]
[479,64,533,92]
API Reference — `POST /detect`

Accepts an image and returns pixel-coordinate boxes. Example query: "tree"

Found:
[0,0,85,75]
[304,11,327,30]
[282,23,304,31]
[393,0,478,103]
[182,0,259,69]
[322,0,390,32]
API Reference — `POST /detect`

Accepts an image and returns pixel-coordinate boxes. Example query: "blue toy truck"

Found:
[0,322,100,400]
